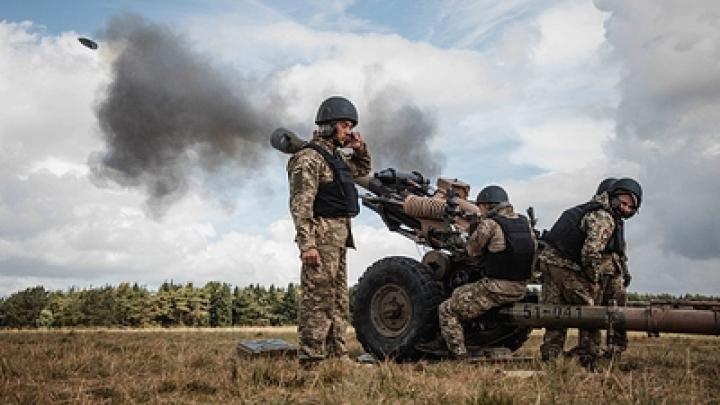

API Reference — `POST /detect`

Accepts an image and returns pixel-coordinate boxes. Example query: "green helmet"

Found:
[315,96,358,126]
[476,185,508,204]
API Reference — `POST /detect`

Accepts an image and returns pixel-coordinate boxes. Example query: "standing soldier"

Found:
[287,96,371,368]
[418,186,536,359]
[539,177,642,369]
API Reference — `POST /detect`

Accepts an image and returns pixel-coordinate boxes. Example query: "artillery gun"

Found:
[351,169,542,360]
[270,128,720,361]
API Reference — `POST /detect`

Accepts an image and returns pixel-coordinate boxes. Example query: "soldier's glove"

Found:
[623,272,632,288]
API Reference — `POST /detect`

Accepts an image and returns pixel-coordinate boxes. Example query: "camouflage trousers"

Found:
[298,246,349,364]
[594,272,628,354]
[439,278,526,357]
[539,261,598,362]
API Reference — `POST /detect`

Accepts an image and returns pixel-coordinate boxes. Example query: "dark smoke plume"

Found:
[363,90,445,178]
[90,14,445,215]
[90,14,277,216]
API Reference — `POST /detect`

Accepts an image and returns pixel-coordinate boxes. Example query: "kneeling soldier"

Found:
[420,185,537,359]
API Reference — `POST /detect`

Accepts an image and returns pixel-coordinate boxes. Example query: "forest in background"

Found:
[0,282,298,328]
[0,282,716,329]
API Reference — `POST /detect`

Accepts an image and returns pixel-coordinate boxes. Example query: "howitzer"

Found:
[352,167,720,360]
[356,171,480,253]
[270,128,719,361]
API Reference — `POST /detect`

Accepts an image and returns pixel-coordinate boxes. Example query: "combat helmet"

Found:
[476,185,509,205]
[315,96,358,126]
[608,177,642,217]
[596,177,617,196]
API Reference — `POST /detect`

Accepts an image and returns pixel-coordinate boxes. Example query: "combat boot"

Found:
[335,354,365,368]
[540,346,562,362]
[299,358,323,371]
[415,337,450,357]
[563,345,582,358]
[578,354,599,372]
[601,346,624,361]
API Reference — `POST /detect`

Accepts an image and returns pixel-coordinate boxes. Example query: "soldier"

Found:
[569,178,632,358]
[539,177,642,369]
[287,96,371,368]
[418,186,536,359]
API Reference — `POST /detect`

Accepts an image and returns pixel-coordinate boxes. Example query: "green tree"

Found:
[115,282,152,326]
[149,288,175,326]
[278,283,299,325]
[0,286,49,328]
[206,281,232,327]
[35,309,54,327]
[184,284,209,327]
[232,286,265,325]
[51,289,83,327]
[78,286,117,326]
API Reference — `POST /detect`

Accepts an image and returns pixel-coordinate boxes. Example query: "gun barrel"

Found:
[497,303,720,335]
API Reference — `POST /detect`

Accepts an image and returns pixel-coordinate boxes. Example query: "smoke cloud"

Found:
[91,14,278,216]
[595,0,720,259]
[363,90,445,178]
[91,14,445,216]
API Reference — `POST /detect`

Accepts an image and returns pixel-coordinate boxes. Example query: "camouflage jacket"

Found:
[539,192,623,281]
[466,204,537,257]
[287,136,371,251]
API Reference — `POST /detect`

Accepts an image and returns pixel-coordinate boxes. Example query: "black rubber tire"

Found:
[352,256,443,361]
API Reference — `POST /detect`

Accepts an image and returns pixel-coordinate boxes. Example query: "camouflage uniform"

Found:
[540,192,624,363]
[438,205,534,358]
[287,135,371,365]
[596,265,628,354]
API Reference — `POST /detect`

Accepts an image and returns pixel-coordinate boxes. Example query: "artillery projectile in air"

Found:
[78,37,98,50]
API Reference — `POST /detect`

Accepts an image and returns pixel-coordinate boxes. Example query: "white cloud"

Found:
[532,1,606,67]
[26,157,89,178]
[510,118,613,172]
[2,0,718,298]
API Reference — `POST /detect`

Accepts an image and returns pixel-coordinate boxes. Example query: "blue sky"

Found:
[1,0,719,296]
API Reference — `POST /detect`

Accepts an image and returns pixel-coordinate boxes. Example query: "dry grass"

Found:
[0,328,718,404]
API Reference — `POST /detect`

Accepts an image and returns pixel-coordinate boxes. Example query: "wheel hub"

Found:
[369,283,413,338]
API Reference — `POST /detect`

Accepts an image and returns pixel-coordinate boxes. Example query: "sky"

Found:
[1,0,719,297]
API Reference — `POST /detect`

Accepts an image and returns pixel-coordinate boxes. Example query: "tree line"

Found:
[0,282,299,328]
[0,282,716,329]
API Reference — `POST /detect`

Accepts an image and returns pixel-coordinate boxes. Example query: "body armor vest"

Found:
[543,201,624,265]
[484,214,535,281]
[303,143,360,218]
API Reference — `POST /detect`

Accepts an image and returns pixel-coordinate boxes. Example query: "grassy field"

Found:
[1,328,718,404]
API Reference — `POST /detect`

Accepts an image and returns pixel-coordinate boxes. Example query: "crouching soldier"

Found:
[418,185,537,359]
[539,177,642,369]
[566,178,633,359]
